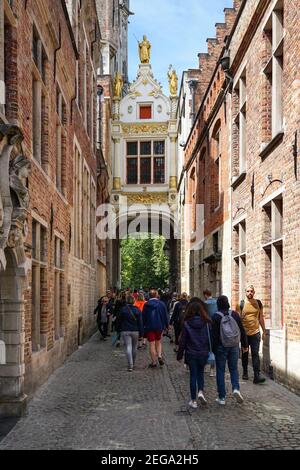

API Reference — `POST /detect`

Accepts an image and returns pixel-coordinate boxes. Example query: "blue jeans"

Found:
[215,345,240,399]
[186,355,208,401]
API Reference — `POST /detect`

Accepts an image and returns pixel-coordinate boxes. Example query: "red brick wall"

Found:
[5,1,100,383]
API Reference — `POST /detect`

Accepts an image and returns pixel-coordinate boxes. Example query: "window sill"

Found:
[231,171,246,190]
[260,131,284,160]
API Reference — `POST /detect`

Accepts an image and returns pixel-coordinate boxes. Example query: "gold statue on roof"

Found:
[168,65,178,96]
[113,72,123,99]
[139,35,151,64]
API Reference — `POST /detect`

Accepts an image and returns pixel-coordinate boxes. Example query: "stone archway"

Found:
[111,207,179,290]
[0,247,27,417]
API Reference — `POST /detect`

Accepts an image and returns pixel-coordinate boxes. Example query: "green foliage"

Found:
[121,235,169,289]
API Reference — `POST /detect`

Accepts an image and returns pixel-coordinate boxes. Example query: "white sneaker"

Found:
[233,389,244,403]
[209,370,215,377]
[216,398,226,406]
[188,400,198,409]
[198,391,207,405]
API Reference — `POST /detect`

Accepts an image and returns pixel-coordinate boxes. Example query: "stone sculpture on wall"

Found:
[0,123,29,271]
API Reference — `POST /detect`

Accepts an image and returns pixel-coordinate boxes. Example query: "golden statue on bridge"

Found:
[139,35,151,64]
[168,65,178,96]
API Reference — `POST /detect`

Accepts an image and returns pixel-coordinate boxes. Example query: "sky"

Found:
[128,0,233,94]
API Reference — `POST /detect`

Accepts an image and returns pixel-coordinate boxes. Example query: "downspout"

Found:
[54,23,62,82]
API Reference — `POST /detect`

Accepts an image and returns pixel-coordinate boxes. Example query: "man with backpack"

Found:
[237,285,267,384]
[212,295,248,405]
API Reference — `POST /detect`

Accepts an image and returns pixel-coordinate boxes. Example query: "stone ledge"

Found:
[0,394,27,418]
[260,131,284,160]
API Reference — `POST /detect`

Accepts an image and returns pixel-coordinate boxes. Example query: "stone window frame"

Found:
[73,141,83,260]
[31,22,49,171]
[262,0,284,143]
[233,216,247,302]
[211,122,222,212]
[54,233,65,341]
[0,1,16,117]
[125,139,166,186]
[31,217,48,353]
[90,178,97,269]
[82,162,91,265]
[261,190,284,330]
[55,84,67,195]
[233,67,247,176]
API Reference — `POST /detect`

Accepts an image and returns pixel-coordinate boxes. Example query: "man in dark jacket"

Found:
[170,293,189,352]
[117,295,143,372]
[94,296,110,340]
[212,295,248,406]
[142,289,169,368]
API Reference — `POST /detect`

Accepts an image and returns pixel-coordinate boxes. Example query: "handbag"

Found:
[207,324,215,365]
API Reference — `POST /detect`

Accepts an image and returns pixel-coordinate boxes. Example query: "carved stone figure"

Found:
[168,66,178,96]
[139,35,151,64]
[0,124,26,271]
[9,155,31,210]
[114,73,124,99]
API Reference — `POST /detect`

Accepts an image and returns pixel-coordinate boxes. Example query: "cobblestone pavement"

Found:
[1,334,300,450]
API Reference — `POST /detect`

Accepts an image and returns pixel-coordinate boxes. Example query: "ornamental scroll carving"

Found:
[121,123,168,136]
[124,193,168,205]
[0,124,30,271]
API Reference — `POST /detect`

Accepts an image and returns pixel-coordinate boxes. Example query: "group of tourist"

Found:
[94,285,267,408]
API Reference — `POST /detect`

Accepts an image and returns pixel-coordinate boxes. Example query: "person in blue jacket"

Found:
[116,295,143,372]
[142,289,170,368]
[177,299,212,409]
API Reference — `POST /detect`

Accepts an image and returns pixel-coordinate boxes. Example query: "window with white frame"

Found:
[126,140,165,185]
[233,220,247,301]
[56,85,67,194]
[74,144,82,259]
[263,0,284,140]
[54,236,64,340]
[32,219,47,352]
[32,24,48,169]
[262,195,283,328]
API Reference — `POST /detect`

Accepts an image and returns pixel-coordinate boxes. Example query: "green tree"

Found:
[121,235,169,289]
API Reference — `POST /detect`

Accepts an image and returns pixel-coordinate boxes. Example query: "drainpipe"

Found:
[54,24,62,82]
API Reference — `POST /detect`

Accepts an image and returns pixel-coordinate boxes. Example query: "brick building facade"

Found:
[178,0,300,393]
[229,0,300,392]
[0,0,103,416]
[178,2,240,298]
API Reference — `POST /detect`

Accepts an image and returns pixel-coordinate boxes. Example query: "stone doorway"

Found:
[0,247,27,417]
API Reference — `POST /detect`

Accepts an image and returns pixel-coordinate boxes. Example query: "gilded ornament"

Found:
[139,35,151,64]
[121,123,168,136]
[168,65,178,96]
[113,72,123,99]
[124,193,168,205]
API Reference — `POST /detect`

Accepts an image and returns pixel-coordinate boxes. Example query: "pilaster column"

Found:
[169,136,177,190]
[113,137,121,190]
